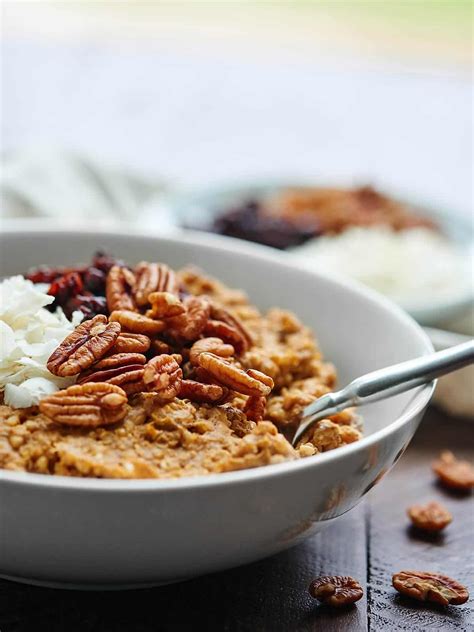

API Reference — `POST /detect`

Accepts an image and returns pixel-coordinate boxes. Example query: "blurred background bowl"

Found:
[144,179,474,327]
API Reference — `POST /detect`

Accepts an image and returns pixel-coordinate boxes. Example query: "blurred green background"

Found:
[3,1,472,69]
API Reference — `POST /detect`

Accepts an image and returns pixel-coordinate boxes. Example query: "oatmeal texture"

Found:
[0,265,361,478]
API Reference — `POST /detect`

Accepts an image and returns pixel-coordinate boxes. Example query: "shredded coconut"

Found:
[291,227,472,307]
[0,276,82,407]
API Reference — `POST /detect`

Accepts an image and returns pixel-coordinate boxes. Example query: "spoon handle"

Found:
[292,340,474,446]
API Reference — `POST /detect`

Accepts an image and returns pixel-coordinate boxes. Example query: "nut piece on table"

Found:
[134,262,178,306]
[106,265,136,312]
[198,352,273,397]
[110,310,166,335]
[407,501,452,532]
[112,332,151,354]
[309,575,363,607]
[47,315,120,377]
[39,383,128,427]
[392,570,469,606]
[189,337,235,366]
[432,451,474,491]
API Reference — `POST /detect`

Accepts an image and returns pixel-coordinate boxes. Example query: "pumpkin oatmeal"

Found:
[0,254,361,479]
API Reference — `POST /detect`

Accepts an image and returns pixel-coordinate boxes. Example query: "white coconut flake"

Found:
[4,378,62,408]
[291,227,472,307]
[0,276,83,408]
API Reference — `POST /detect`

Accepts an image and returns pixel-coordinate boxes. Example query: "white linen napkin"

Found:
[1,148,165,221]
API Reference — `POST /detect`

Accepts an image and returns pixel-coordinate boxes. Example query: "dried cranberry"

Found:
[210,200,318,249]
[26,266,64,284]
[27,252,120,319]
[66,295,107,319]
[83,267,106,294]
[48,272,84,306]
[92,251,123,274]
[26,265,86,284]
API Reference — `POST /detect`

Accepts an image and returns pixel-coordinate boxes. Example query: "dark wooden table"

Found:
[0,407,473,632]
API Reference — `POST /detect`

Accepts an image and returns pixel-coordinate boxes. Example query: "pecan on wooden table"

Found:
[309,575,364,607]
[407,501,452,532]
[432,451,474,491]
[392,570,469,606]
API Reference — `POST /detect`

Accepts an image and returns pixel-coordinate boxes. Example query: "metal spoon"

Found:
[292,340,474,446]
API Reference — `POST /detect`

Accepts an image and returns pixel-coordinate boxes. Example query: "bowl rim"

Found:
[0,224,435,492]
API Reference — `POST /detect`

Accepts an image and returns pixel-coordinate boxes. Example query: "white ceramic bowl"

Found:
[0,227,434,589]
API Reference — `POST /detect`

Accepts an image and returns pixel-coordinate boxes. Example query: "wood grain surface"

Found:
[0,408,472,632]
[368,408,474,632]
